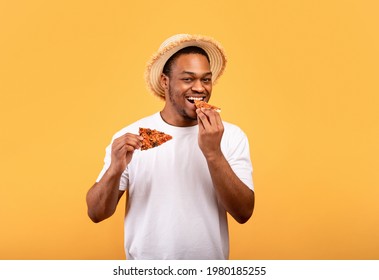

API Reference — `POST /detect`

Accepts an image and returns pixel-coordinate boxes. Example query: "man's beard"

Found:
[168,85,197,121]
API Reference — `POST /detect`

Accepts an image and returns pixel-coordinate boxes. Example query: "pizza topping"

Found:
[194,100,221,113]
[139,127,173,151]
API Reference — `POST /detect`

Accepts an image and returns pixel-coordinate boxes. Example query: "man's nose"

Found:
[191,79,205,92]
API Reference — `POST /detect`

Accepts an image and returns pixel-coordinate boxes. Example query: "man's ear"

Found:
[160,73,169,90]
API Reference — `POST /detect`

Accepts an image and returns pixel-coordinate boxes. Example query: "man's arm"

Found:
[86,133,142,223]
[197,108,255,224]
[86,174,125,223]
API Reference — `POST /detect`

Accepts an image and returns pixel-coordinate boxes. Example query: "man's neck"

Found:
[160,110,198,127]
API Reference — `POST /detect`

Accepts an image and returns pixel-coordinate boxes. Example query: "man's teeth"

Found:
[187,97,204,103]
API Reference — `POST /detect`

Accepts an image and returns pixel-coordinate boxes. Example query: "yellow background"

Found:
[1,0,378,259]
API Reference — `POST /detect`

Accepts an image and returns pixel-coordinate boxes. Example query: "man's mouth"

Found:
[186,96,205,104]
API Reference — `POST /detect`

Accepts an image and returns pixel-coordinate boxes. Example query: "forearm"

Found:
[206,153,255,224]
[86,168,124,223]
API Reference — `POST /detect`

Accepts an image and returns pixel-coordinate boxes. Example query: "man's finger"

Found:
[204,108,221,128]
[197,109,212,131]
[113,133,143,150]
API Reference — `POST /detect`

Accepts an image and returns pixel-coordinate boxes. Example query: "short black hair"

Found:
[162,46,210,77]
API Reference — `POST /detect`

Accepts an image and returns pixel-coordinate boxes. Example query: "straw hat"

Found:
[145,34,227,100]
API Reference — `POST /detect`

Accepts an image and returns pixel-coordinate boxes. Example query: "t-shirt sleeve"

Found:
[223,126,254,191]
[95,139,129,191]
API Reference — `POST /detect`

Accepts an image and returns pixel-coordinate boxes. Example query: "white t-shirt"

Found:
[97,112,254,260]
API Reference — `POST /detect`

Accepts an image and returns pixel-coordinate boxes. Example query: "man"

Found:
[86,34,255,260]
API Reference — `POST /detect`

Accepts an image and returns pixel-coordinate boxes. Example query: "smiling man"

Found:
[86,34,255,260]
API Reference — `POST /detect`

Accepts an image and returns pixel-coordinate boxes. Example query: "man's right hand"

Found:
[109,133,143,175]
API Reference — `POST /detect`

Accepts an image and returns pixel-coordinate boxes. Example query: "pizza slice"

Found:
[139,127,173,151]
[194,100,221,113]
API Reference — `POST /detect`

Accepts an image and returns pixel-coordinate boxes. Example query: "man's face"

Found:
[162,53,212,126]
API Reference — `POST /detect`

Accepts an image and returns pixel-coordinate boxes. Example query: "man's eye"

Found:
[182,78,193,82]
[202,78,212,83]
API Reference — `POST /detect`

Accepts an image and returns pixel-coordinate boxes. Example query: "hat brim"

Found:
[145,34,227,100]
